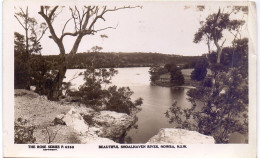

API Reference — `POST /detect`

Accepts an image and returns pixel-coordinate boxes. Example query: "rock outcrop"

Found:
[54,107,136,143]
[91,111,136,141]
[62,108,89,135]
[78,135,117,144]
[147,128,215,144]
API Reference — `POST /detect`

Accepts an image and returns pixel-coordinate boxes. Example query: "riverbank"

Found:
[150,81,196,89]
[14,89,137,144]
[15,89,215,144]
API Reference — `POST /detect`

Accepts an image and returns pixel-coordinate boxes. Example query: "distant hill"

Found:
[42,52,204,69]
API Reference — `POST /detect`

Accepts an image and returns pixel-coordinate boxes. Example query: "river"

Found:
[64,67,247,144]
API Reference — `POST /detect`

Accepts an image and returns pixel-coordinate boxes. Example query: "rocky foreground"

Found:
[147,128,215,144]
[15,89,215,144]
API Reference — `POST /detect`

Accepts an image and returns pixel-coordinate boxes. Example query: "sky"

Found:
[14,2,249,56]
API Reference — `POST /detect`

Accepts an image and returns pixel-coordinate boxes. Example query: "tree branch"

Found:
[70,7,78,32]
[61,31,79,38]
[39,6,60,45]
[14,15,26,29]
[104,6,142,13]
[62,18,73,35]
[37,26,48,42]
[61,29,93,40]
[88,6,141,31]
[49,6,59,19]
[81,6,91,29]
[221,39,226,47]
[75,6,82,29]
[92,25,117,33]
[19,7,26,16]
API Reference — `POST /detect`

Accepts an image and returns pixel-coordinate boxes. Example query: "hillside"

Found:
[41,52,204,69]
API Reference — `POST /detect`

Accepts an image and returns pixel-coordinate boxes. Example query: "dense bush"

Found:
[190,59,209,81]
[104,86,143,114]
[14,118,36,144]
[14,32,29,89]
[30,55,58,96]
[149,63,184,86]
[69,67,143,114]
[166,39,248,143]
[149,65,168,82]
[14,31,57,99]
[165,62,184,85]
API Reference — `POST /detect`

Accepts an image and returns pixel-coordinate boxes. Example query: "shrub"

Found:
[14,118,36,144]
[41,125,62,144]
[167,63,184,85]
[104,86,143,114]
[69,67,143,114]
[190,59,209,81]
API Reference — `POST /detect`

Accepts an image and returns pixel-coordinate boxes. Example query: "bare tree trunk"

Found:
[216,48,223,64]
[25,7,31,90]
[49,61,67,100]
[47,43,67,101]
[70,34,84,55]
[214,38,223,64]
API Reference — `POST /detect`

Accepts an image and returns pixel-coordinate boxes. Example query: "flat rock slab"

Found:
[147,128,215,144]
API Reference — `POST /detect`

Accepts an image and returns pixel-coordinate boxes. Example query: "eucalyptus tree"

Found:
[14,7,47,89]
[166,6,249,143]
[193,6,247,64]
[38,5,141,100]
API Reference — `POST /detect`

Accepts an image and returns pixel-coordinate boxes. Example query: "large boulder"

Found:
[62,108,89,135]
[147,128,215,144]
[91,111,136,141]
[78,135,117,144]
[53,114,66,125]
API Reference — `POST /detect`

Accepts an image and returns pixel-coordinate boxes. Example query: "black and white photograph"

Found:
[3,0,257,157]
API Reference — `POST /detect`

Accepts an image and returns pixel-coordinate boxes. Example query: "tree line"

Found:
[42,52,203,69]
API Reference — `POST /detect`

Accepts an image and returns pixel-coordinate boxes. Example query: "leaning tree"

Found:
[38,5,141,100]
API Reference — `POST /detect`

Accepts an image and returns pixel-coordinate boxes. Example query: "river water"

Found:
[65,67,247,144]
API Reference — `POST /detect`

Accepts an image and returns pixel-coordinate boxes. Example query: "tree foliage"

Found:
[14,32,28,89]
[149,62,184,86]
[14,31,58,96]
[166,66,248,143]
[190,59,209,81]
[15,118,36,144]
[166,7,248,143]
[68,51,143,114]
[149,65,168,82]
[194,7,247,63]
[166,63,185,86]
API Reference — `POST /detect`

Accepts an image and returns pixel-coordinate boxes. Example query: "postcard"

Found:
[3,0,257,157]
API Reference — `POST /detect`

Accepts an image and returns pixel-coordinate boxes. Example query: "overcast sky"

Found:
[14,2,249,56]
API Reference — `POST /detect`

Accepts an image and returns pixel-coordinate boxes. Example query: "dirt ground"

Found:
[14,89,81,144]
